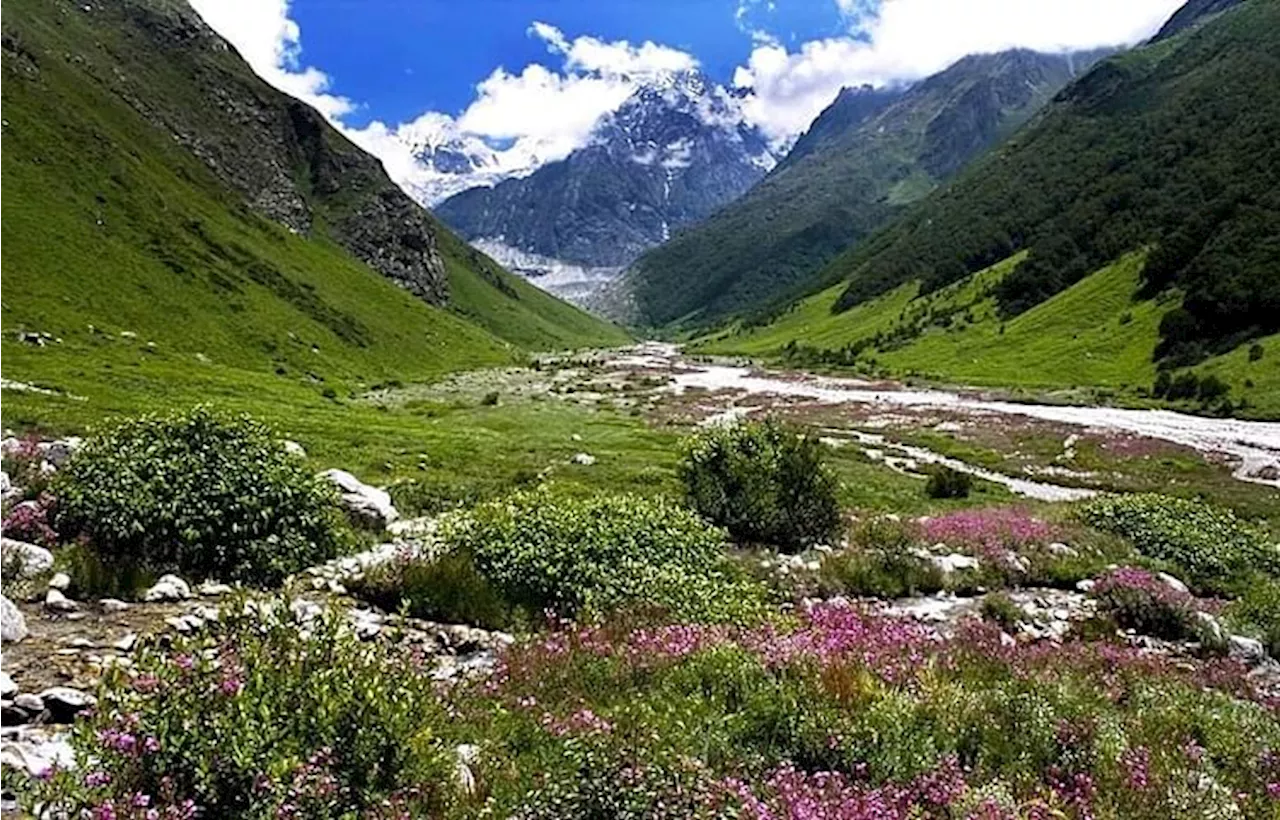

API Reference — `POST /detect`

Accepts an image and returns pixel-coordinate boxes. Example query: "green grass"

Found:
[696,253,1280,417]
[1,0,625,425]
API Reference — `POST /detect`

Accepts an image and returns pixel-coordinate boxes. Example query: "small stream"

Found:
[612,344,1280,497]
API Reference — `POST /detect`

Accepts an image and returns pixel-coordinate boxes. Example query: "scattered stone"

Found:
[1157,572,1190,596]
[282,440,307,458]
[1075,579,1096,593]
[0,672,16,699]
[112,632,138,652]
[1228,635,1267,666]
[0,538,54,580]
[1195,611,1225,644]
[322,469,399,530]
[1047,542,1078,557]
[144,574,192,602]
[0,730,76,778]
[14,694,44,715]
[40,438,81,467]
[570,452,596,466]
[44,588,78,613]
[99,598,131,613]
[3,594,30,643]
[165,614,205,634]
[197,580,233,597]
[47,572,72,592]
[930,553,980,574]
[38,687,96,723]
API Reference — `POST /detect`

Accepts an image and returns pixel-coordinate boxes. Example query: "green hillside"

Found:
[623,48,1109,330]
[696,253,1280,418]
[1,0,625,425]
[821,0,1278,365]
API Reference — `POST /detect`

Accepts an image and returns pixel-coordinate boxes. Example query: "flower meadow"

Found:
[15,598,1280,819]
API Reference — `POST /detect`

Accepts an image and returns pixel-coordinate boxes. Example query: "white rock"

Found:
[99,598,130,613]
[1047,542,1078,557]
[38,687,96,722]
[1228,635,1267,666]
[282,440,307,458]
[0,538,54,580]
[39,438,81,467]
[570,452,596,466]
[0,672,16,699]
[0,734,76,778]
[930,553,980,574]
[44,588,78,613]
[1195,611,1225,644]
[144,574,191,602]
[14,693,44,714]
[196,581,233,597]
[1157,572,1190,596]
[47,572,71,592]
[321,469,399,529]
[112,633,138,652]
[1,595,29,643]
[1075,579,1096,593]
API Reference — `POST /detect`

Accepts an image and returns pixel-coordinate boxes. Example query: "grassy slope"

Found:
[1,0,623,388]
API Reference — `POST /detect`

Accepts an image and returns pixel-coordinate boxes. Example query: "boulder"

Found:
[143,574,192,602]
[38,687,96,723]
[14,694,45,716]
[282,440,307,458]
[47,572,71,592]
[1228,635,1267,666]
[570,452,596,466]
[44,588,78,613]
[930,553,980,574]
[0,538,53,580]
[99,598,131,613]
[0,672,16,699]
[1157,572,1190,595]
[39,438,81,468]
[1047,542,1078,557]
[1,595,29,643]
[321,469,399,529]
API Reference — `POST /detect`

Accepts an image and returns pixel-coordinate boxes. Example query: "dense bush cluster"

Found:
[53,408,347,585]
[678,420,842,550]
[1081,494,1278,593]
[18,599,1280,819]
[925,465,973,499]
[359,489,766,627]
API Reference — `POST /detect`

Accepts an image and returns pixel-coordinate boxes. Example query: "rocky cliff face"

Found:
[431,72,777,302]
[84,0,451,305]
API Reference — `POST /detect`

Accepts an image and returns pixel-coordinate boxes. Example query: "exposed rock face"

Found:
[1151,0,1242,42]
[434,72,777,301]
[79,0,451,306]
[321,469,400,530]
[1,595,28,643]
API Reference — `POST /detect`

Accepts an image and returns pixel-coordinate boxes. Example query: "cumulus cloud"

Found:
[735,0,1184,143]
[187,0,353,121]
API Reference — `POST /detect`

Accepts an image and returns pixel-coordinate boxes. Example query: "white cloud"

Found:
[735,0,1186,143]
[187,0,353,120]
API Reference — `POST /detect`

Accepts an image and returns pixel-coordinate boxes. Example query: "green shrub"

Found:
[437,489,766,623]
[979,592,1023,631]
[1080,494,1278,593]
[818,548,944,599]
[22,601,455,818]
[53,407,348,586]
[480,391,500,406]
[925,465,973,499]
[354,547,517,631]
[1091,567,1209,643]
[678,419,842,550]
[1224,576,1280,659]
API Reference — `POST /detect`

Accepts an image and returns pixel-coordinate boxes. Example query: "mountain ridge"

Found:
[620,47,1112,330]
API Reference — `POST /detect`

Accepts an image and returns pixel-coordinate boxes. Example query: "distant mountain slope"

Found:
[622,48,1110,329]
[0,0,626,397]
[821,0,1277,365]
[1151,0,1242,41]
[433,72,777,303]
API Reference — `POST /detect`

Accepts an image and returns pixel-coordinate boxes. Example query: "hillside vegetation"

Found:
[623,49,1109,329]
[1,0,626,423]
[821,0,1278,365]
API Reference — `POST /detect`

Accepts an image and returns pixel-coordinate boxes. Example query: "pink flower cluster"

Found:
[88,795,196,820]
[96,714,160,758]
[1092,567,1191,607]
[538,707,614,737]
[922,508,1056,550]
[723,757,968,820]
[2,493,58,547]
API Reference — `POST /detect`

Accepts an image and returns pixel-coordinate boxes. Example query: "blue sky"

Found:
[287,1,849,127]
[190,0,1186,200]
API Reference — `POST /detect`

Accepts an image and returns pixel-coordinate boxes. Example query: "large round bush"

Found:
[437,488,762,622]
[54,407,346,584]
[678,419,842,550]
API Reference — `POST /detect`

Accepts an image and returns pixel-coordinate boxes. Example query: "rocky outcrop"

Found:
[321,469,400,530]
[75,0,452,306]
